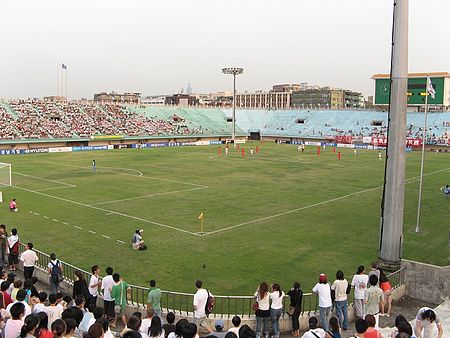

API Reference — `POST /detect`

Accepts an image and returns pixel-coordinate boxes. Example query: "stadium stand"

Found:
[0,100,449,145]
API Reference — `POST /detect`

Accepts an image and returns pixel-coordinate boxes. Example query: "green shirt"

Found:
[147,287,161,310]
[111,281,129,308]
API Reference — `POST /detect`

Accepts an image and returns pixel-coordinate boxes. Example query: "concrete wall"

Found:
[402,259,450,304]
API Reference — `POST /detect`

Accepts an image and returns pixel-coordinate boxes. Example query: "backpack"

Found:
[9,242,19,255]
[51,260,63,283]
[205,289,215,317]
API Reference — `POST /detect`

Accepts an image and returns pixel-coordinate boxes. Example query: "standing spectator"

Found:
[351,266,369,319]
[193,280,213,333]
[5,302,26,338]
[20,243,38,280]
[72,270,89,302]
[287,282,303,337]
[78,304,96,335]
[414,307,444,338]
[110,273,130,328]
[312,274,332,331]
[0,224,8,268]
[331,270,349,331]
[364,275,383,328]
[47,253,63,294]
[254,282,270,338]
[101,266,115,324]
[88,265,101,308]
[7,228,19,271]
[269,283,285,338]
[147,279,161,317]
[301,317,325,338]
[378,268,392,317]
[101,319,115,338]
[367,262,380,286]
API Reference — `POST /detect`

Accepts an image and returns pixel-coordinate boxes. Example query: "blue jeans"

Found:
[50,279,60,294]
[319,306,331,331]
[335,300,348,330]
[270,308,282,338]
[256,315,269,338]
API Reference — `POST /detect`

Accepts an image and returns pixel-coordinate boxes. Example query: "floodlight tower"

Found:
[222,67,244,141]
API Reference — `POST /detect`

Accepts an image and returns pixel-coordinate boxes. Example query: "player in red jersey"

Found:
[337,151,342,160]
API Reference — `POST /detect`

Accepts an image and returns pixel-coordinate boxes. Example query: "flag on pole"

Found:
[198,212,204,220]
[426,77,435,99]
[61,64,67,70]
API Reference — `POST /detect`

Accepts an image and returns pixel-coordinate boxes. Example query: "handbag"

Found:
[114,282,124,313]
[252,301,259,312]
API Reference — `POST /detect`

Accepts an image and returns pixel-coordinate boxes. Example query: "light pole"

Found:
[222,67,244,142]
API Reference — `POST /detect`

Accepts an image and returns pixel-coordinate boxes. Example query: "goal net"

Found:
[0,163,12,187]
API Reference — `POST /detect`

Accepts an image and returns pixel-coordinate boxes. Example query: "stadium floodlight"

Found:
[222,67,244,141]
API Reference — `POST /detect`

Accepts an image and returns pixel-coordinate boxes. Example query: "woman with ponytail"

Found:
[51,319,66,338]
[20,314,40,338]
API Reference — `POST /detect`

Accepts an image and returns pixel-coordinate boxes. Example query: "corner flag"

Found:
[426,77,435,99]
[198,212,204,220]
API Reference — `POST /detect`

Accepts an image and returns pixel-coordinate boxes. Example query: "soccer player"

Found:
[441,184,449,199]
[301,143,305,154]
[378,151,382,160]
[9,199,18,212]
[250,148,254,157]
[256,145,260,154]
[217,147,222,156]
[241,148,245,157]
[337,152,342,160]
[225,146,229,156]
[317,146,321,156]
[92,159,96,172]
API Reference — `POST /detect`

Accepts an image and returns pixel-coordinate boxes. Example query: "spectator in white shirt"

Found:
[20,242,39,280]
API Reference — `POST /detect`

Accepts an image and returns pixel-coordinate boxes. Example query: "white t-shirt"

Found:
[351,274,369,300]
[193,288,210,318]
[89,274,99,297]
[101,275,115,301]
[44,305,63,329]
[227,327,240,338]
[415,307,441,329]
[269,291,285,309]
[254,291,270,311]
[312,283,332,308]
[20,249,38,267]
[301,328,325,338]
[140,318,153,336]
[32,303,46,314]
[6,301,31,317]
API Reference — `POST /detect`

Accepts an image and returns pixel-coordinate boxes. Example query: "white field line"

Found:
[74,226,83,230]
[62,222,69,225]
[102,235,111,239]
[52,219,59,222]
[89,230,96,234]
[35,186,77,192]
[208,155,301,163]
[39,161,207,188]
[116,240,125,244]
[92,186,207,205]
[43,216,49,219]
[12,185,199,236]
[15,172,76,187]
[203,166,450,237]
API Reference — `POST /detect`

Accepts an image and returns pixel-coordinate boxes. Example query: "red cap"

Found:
[319,273,327,282]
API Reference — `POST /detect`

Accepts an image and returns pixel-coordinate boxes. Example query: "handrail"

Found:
[19,243,406,317]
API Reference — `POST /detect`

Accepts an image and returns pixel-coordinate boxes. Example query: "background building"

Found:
[235,91,291,109]
[164,94,198,106]
[93,92,140,104]
[291,87,346,109]
[372,72,450,111]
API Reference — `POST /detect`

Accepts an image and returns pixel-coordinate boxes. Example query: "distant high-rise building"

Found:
[186,82,192,94]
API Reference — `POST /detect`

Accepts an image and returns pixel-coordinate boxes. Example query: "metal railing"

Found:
[20,243,406,317]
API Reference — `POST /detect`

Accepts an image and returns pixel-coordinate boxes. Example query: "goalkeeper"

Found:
[442,184,449,199]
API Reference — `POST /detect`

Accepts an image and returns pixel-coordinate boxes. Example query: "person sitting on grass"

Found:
[132,229,147,250]
[441,184,449,199]
[9,199,18,212]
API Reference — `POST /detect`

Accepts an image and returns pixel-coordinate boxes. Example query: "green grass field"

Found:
[0,142,449,295]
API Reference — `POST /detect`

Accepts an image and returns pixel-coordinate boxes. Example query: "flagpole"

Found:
[65,66,68,100]
[56,63,59,97]
[415,78,429,233]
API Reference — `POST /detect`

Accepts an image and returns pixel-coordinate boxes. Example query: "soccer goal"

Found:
[0,162,12,187]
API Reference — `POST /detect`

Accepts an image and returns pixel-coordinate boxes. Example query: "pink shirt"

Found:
[9,201,16,209]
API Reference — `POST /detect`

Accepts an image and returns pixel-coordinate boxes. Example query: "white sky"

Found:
[0,0,449,99]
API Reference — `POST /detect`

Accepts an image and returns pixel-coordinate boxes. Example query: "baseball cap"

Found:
[319,273,327,282]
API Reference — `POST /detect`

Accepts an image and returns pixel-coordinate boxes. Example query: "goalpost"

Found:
[0,162,12,188]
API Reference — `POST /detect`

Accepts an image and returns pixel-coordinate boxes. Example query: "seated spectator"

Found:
[5,302,26,338]
[79,304,96,335]
[64,318,78,338]
[44,293,63,329]
[364,314,382,338]
[301,317,325,338]
[32,292,48,314]
[325,317,341,338]
[162,312,176,338]
[86,321,104,338]
[20,313,40,338]
[35,312,53,338]
[227,316,241,337]
[149,316,164,338]
[182,323,197,338]
[238,325,256,338]
[140,308,155,336]
[167,318,188,338]
[414,307,443,338]
[100,318,115,338]
[354,319,368,338]
[6,289,32,317]
[211,320,227,338]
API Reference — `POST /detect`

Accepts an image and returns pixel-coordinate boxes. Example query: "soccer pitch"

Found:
[0,142,449,295]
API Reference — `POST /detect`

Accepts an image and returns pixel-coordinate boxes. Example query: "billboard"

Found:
[374,77,445,105]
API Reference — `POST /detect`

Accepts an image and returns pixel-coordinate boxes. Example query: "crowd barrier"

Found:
[19,243,406,318]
